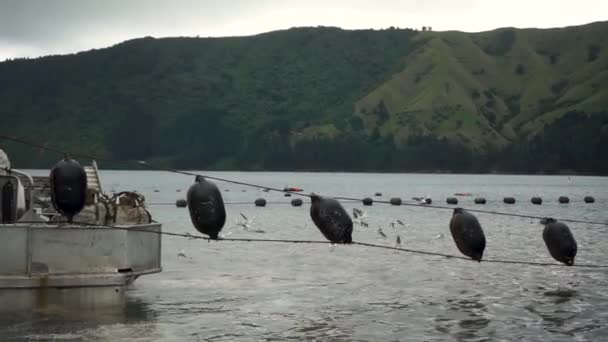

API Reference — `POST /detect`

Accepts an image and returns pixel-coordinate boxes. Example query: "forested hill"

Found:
[1,22,607,174]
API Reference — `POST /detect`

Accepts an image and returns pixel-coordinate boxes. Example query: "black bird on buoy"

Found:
[542,218,577,266]
[187,176,226,240]
[49,154,87,223]
[310,194,353,243]
[449,208,486,262]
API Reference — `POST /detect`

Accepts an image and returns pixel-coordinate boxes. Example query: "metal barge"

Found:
[0,150,161,311]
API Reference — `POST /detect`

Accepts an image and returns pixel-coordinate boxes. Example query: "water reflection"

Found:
[0,296,156,340]
[523,287,581,335]
[434,294,495,341]
[280,316,355,341]
[543,288,578,305]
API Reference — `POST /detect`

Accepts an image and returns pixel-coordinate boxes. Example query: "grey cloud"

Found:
[0,0,606,60]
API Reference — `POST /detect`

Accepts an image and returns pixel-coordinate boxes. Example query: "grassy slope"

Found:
[356,21,608,149]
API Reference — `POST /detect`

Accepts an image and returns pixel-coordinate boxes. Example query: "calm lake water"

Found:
[1,171,607,341]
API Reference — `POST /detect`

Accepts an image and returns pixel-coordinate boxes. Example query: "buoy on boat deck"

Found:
[186,176,226,240]
[390,197,402,206]
[474,197,486,204]
[449,208,486,261]
[362,197,373,206]
[531,197,542,205]
[446,197,458,205]
[254,198,267,207]
[374,192,382,197]
[49,154,87,223]
[284,193,292,197]
[542,218,577,266]
[310,194,353,243]
[291,198,303,207]
[558,196,570,204]
[175,199,187,207]
[584,196,595,203]
[503,197,516,204]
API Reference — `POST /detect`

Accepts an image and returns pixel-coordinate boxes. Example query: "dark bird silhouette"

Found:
[310,194,353,243]
[542,218,577,265]
[449,208,486,261]
[187,176,226,240]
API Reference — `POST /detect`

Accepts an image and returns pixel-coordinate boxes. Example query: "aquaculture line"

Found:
[1,134,607,269]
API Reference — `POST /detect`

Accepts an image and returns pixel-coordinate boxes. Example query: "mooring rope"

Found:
[8,221,608,269]
[1,133,607,227]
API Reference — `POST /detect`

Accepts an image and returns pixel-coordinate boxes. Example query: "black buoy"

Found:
[49,155,87,223]
[284,193,292,197]
[424,198,432,204]
[175,199,187,208]
[390,197,402,206]
[374,192,382,197]
[446,197,458,205]
[254,198,267,207]
[558,196,570,204]
[474,197,486,204]
[310,194,353,243]
[186,176,226,240]
[503,197,516,204]
[531,197,542,205]
[584,196,595,203]
[291,198,303,207]
[449,208,486,261]
[542,218,577,266]
[362,197,373,206]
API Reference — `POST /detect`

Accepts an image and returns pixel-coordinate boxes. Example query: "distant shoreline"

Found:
[19,168,607,177]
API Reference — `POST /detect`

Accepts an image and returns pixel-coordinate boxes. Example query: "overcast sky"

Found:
[0,0,606,60]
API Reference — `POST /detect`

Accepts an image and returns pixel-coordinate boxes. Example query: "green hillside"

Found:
[1,23,607,173]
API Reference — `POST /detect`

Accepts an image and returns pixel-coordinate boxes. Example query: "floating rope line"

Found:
[147,200,360,206]
[8,221,608,268]
[1,134,607,227]
[332,196,608,226]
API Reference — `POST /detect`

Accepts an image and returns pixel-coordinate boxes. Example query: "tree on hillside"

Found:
[374,100,390,124]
